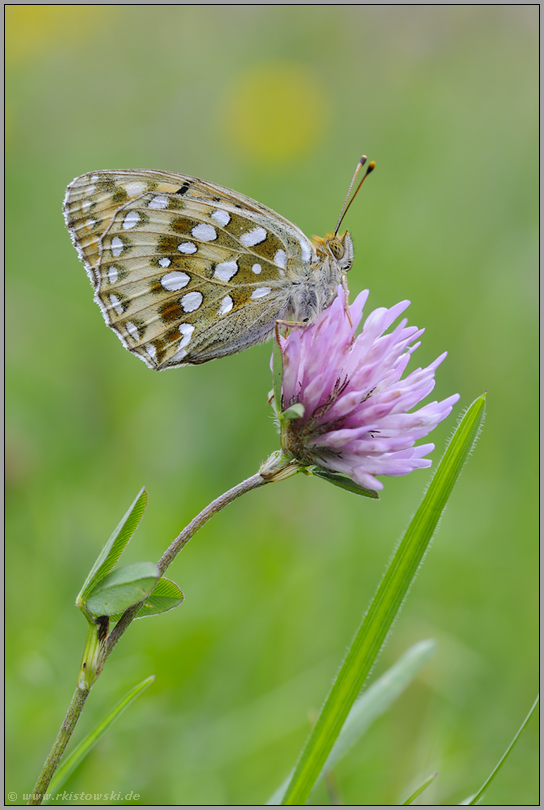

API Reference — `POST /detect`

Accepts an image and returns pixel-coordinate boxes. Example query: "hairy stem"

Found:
[29,468,273,804]
[100,471,268,666]
[27,686,90,805]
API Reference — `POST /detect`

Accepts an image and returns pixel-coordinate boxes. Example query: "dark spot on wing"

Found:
[175,181,191,196]
[165,327,182,343]
[157,235,181,253]
[113,188,129,204]
[159,300,183,323]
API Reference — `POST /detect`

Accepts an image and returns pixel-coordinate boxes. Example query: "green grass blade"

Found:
[459,694,539,805]
[402,771,438,804]
[43,675,155,802]
[322,640,436,775]
[267,639,436,805]
[77,487,147,604]
[280,393,486,805]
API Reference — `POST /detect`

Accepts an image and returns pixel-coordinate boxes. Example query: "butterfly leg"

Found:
[274,319,309,345]
[341,273,353,327]
[275,318,308,329]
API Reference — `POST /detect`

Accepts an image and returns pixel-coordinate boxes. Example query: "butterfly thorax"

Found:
[287,230,354,323]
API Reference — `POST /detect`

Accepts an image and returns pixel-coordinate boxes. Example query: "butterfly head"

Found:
[313,231,354,273]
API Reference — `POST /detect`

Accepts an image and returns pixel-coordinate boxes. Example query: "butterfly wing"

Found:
[63,170,318,369]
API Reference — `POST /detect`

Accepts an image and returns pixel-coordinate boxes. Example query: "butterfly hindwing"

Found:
[64,170,324,369]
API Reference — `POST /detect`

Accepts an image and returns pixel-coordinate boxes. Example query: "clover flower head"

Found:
[276,287,460,494]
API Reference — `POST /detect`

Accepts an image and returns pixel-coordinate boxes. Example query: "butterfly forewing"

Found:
[64,170,331,369]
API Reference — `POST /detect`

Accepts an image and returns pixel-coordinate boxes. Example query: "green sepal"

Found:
[78,620,103,690]
[306,466,380,499]
[85,562,159,617]
[109,577,185,621]
[76,488,147,606]
[282,403,305,421]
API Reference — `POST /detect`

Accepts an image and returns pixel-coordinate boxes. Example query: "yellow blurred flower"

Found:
[6,5,110,65]
[222,62,327,164]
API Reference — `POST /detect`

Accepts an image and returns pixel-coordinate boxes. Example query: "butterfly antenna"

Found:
[334,156,376,236]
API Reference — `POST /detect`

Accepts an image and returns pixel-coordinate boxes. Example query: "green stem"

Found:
[100,470,270,668]
[27,685,90,805]
[29,463,285,804]
[28,620,103,805]
[157,472,267,574]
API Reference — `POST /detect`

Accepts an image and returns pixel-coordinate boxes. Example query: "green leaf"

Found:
[85,562,159,617]
[459,694,539,805]
[76,487,147,606]
[267,639,436,805]
[306,466,379,499]
[402,772,438,805]
[109,577,185,621]
[136,577,184,618]
[282,403,305,421]
[43,676,155,802]
[280,394,486,805]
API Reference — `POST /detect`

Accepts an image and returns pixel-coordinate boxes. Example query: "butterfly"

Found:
[63,159,374,370]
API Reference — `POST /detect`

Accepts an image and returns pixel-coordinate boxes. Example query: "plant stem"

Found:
[100,470,269,666]
[27,686,90,805]
[29,467,274,804]
[157,472,267,575]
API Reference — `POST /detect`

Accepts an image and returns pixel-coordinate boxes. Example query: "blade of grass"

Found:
[267,639,436,805]
[322,639,436,776]
[43,675,155,802]
[459,694,539,805]
[280,394,486,805]
[402,771,438,804]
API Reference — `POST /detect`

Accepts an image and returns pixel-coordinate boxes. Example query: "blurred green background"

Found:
[6,6,538,806]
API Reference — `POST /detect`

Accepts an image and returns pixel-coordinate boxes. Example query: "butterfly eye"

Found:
[328,237,345,260]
